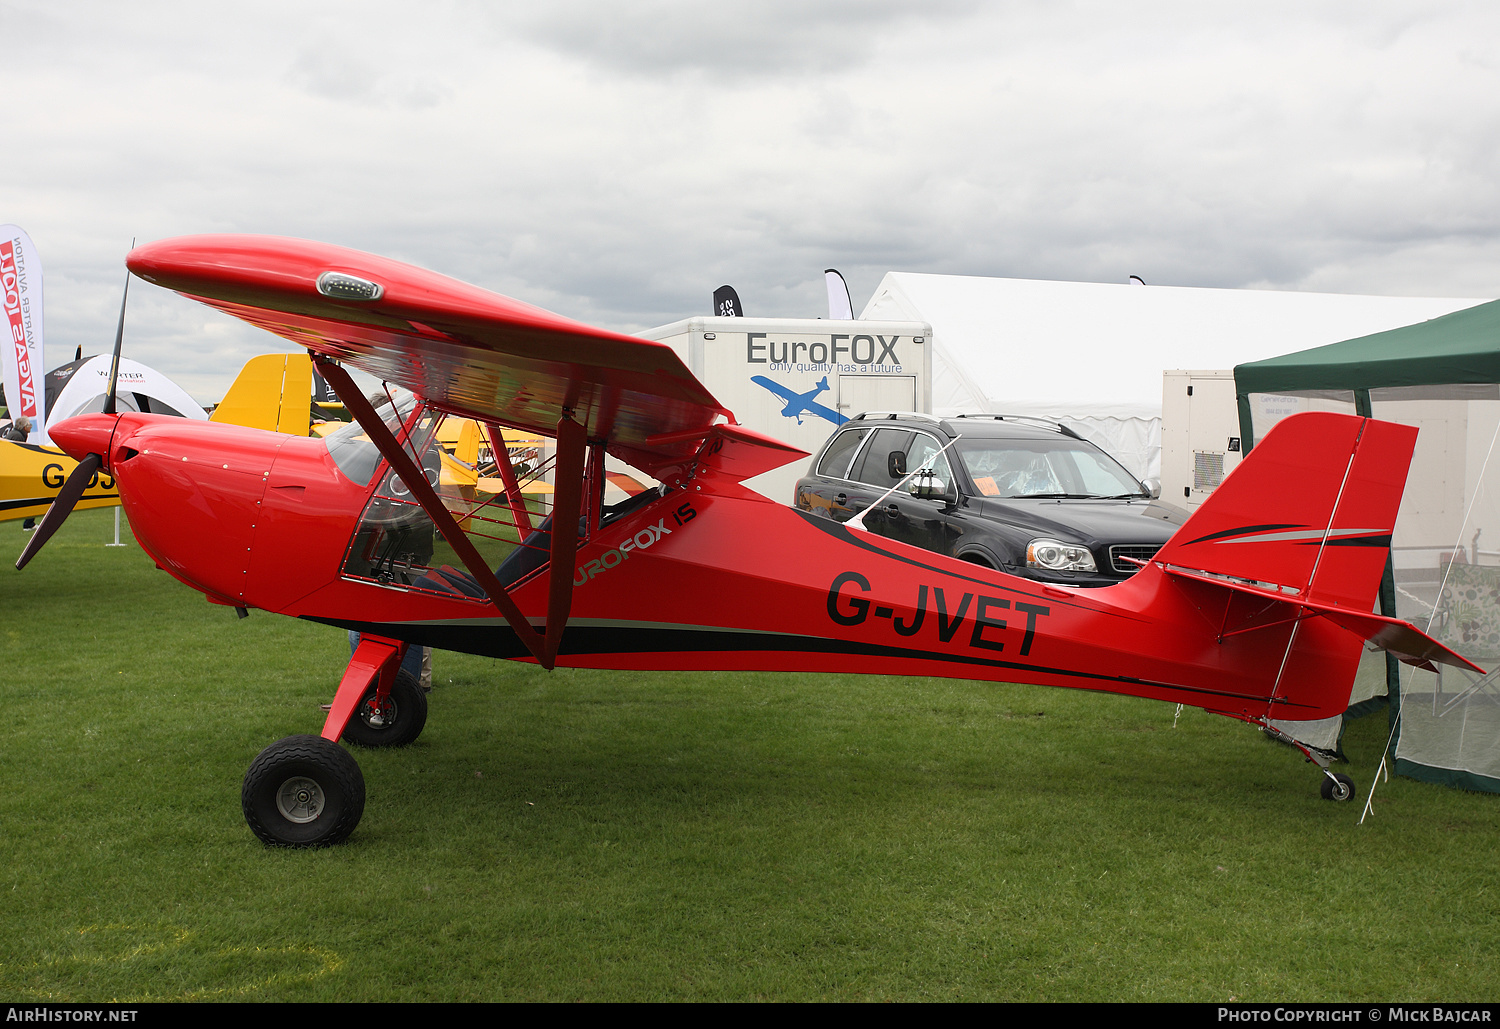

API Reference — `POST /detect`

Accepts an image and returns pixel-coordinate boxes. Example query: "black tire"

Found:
[242,735,366,847]
[1320,772,1356,802]
[340,670,428,749]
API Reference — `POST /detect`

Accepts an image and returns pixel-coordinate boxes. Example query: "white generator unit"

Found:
[641,316,932,502]
[1160,370,1242,510]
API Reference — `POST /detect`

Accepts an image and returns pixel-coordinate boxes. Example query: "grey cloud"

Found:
[497,0,987,78]
[7,0,1500,405]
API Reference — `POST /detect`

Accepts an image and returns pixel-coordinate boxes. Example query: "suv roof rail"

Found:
[949,413,1083,440]
[850,411,943,424]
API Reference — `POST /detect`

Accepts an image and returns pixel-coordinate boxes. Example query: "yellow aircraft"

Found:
[0,438,121,523]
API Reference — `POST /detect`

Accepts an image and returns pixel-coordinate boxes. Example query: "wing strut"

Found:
[484,422,534,539]
[545,414,586,664]
[313,356,565,666]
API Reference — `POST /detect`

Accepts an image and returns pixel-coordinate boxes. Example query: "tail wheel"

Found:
[340,670,428,748]
[1320,772,1356,802]
[242,735,366,847]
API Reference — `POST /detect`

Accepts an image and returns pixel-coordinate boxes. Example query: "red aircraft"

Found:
[19,235,1480,847]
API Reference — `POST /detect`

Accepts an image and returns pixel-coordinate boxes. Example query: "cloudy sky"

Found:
[3,1,1499,401]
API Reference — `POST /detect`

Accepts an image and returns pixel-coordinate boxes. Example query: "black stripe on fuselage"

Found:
[303,616,1320,712]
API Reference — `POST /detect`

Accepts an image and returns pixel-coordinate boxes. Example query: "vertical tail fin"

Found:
[209,353,314,435]
[1154,412,1416,610]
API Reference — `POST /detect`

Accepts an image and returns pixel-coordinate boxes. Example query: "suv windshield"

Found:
[957,438,1144,499]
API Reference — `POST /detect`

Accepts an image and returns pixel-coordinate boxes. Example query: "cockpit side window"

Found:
[323,389,421,486]
[336,406,660,603]
[340,404,445,588]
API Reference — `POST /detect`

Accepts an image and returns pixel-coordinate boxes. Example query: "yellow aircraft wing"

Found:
[0,440,120,523]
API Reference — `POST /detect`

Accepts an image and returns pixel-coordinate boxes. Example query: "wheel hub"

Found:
[276,775,326,823]
[361,697,396,729]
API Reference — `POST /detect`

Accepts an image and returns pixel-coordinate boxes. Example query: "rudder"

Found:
[1153,412,1416,611]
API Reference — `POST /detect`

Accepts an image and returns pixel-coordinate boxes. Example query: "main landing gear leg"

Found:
[241,635,425,847]
[332,637,428,750]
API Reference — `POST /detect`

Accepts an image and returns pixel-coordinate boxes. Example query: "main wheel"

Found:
[1320,772,1356,802]
[242,735,366,847]
[340,670,428,749]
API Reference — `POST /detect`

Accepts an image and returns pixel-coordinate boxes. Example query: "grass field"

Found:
[3,508,1499,1002]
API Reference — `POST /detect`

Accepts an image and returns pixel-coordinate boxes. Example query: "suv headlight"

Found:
[1026,538,1097,572]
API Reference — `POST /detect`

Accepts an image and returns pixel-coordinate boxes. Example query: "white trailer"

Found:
[640,316,932,503]
[1160,370,1243,511]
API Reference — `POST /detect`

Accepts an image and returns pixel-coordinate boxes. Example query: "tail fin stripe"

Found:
[1210,527,1382,545]
[1185,522,1304,546]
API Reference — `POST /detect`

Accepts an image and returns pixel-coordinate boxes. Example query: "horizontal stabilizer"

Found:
[1164,565,1483,674]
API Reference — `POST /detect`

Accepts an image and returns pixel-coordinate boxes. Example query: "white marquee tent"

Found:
[859,272,1489,482]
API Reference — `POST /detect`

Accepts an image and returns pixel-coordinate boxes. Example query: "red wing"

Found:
[126,235,736,470]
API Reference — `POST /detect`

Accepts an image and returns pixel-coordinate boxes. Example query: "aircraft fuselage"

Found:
[50,410,1359,724]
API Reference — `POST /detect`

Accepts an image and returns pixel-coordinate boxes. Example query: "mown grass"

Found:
[2,509,1499,1002]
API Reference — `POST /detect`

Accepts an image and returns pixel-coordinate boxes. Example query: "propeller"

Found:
[16,454,101,570]
[16,245,133,571]
[102,245,131,416]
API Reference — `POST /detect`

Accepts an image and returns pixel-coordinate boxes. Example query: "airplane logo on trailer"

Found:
[751,374,847,426]
[20,234,1479,848]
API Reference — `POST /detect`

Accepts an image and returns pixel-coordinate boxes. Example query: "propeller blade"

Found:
[16,453,102,570]
[102,241,134,416]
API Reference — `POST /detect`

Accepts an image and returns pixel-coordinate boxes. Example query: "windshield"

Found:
[957,437,1145,499]
[322,388,422,485]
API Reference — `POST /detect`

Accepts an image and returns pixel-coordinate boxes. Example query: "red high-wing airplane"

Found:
[21,235,1480,848]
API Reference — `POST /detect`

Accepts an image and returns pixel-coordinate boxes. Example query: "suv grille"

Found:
[1109,545,1161,575]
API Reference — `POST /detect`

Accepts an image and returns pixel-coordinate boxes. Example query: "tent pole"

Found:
[1354,388,1404,736]
[107,506,126,547]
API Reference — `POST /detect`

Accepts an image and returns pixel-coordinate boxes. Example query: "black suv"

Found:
[794,413,1184,587]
